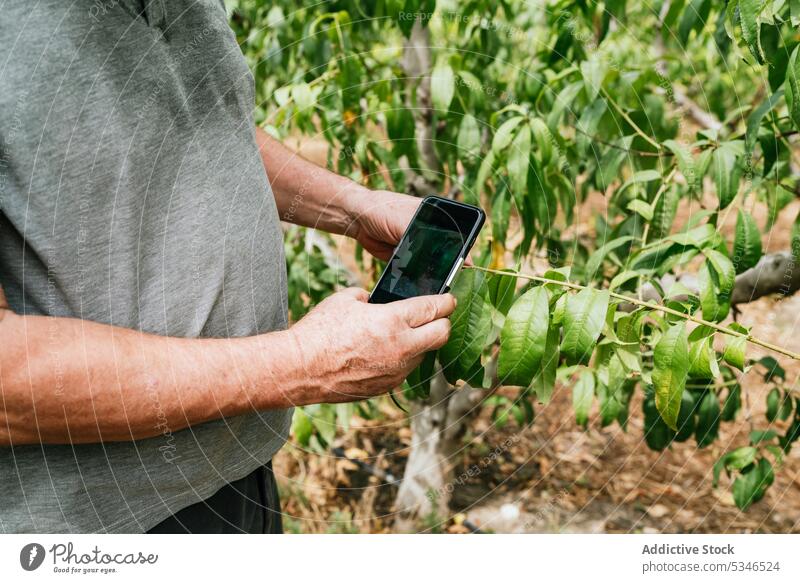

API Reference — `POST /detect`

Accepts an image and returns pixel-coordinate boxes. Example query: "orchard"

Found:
[227,0,800,530]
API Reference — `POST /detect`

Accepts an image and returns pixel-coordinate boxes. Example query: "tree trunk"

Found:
[392,19,481,531]
[393,369,484,531]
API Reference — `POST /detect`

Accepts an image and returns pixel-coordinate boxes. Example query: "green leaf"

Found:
[652,322,690,430]
[714,446,758,487]
[695,390,721,448]
[457,114,481,164]
[649,185,681,241]
[779,392,794,421]
[663,139,698,192]
[766,387,780,422]
[533,324,560,404]
[627,199,653,221]
[733,458,772,510]
[667,223,717,247]
[576,98,607,156]
[492,116,524,153]
[547,81,583,131]
[688,336,720,379]
[698,248,735,323]
[750,429,777,444]
[712,144,741,209]
[529,118,554,166]
[431,60,455,112]
[439,269,492,384]
[739,0,767,64]
[405,351,436,400]
[598,352,629,427]
[310,404,337,446]
[745,90,783,157]
[476,149,497,198]
[561,288,610,365]
[507,124,532,200]
[581,56,606,101]
[765,184,793,232]
[678,0,711,45]
[486,269,517,315]
[674,390,698,442]
[616,169,662,199]
[699,259,730,322]
[572,370,595,427]
[721,384,741,421]
[728,446,758,470]
[792,0,800,26]
[787,46,800,133]
[732,209,762,274]
[497,287,550,387]
[585,236,634,279]
[644,392,676,451]
[291,82,315,112]
[291,407,314,446]
[722,324,748,371]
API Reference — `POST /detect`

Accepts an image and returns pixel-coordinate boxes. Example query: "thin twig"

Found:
[600,86,662,151]
[465,265,800,361]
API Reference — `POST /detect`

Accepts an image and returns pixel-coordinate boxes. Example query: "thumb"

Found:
[391,294,457,328]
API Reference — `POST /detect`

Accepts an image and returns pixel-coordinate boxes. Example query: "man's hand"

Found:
[284,287,455,404]
[348,189,421,260]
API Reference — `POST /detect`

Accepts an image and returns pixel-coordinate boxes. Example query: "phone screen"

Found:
[369,197,484,304]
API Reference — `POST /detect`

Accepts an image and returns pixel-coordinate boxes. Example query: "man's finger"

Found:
[392,294,457,328]
[340,287,370,302]
[407,318,452,353]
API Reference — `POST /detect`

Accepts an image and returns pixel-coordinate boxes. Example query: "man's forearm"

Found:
[0,308,301,446]
[255,127,368,234]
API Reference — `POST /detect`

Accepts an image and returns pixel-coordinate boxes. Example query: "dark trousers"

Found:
[147,462,282,533]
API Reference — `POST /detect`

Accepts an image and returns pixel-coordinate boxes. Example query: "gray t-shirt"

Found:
[0,0,292,532]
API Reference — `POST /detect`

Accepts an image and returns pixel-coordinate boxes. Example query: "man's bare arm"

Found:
[255,127,423,260]
[255,127,367,235]
[0,285,301,446]
[0,284,453,446]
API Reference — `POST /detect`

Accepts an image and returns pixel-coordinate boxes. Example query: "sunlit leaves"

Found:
[457,114,481,164]
[507,122,532,202]
[497,286,550,387]
[722,323,748,371]
[738,0,768,64]
[688,336,720,379]
[492,116,524,152]
[699,249,735,322]
[733,458,774,510]
[431,60,455,112]
[711,142,742,209]
[561,288,610,365]
[572,370,595,427]
[439,269,492,384]
[663,140,698,192]
[732,210,762,274]
[787,46,800,132]
[652,323,690,430]
[533,325,560,404]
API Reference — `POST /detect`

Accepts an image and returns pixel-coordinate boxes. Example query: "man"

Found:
[0,0,455,533]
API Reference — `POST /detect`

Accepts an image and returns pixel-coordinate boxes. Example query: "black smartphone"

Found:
[368,196,485,304]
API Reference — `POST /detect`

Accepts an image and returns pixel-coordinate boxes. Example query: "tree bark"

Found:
[638,250,800,305]
[393,370,484,531]
[392,20,487,530]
